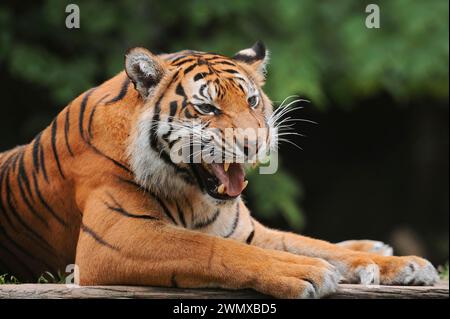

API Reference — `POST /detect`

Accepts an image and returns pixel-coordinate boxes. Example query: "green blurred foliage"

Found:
[1,0,447,106]
[439,262,449,280]
[0,271,67,284]
[0,0,448,229]
[247,168,305,230]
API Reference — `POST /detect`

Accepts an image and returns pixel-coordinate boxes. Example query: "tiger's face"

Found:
[126,42,275,204]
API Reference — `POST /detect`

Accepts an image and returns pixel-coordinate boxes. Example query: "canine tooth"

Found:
[242,180,249,190]
[218,184,225,194]
[224,162,230,172]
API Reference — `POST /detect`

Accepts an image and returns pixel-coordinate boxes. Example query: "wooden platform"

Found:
[0,281,448,299]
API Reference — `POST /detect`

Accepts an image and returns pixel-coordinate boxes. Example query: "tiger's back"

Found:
[0,72,139,281]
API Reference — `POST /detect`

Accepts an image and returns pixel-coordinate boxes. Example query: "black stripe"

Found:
[104,192,158,221]
[246,219,255,244]
[211,60,236,67]
[114,176,178,225]
[168,136,181,149]
[87,109,97,140]
[169,69,181,84]
[11,150,20,171]
[148,69,181,151]
[17,176,48,227]
[78,88,96,141]
[161,101,178,141]
[170,55,189,64]
[192,94,206,101]
[156,197,177,225]
[149,103,161,150]
[183,63,197,75]
[173,58,196,66]
[245,229,255,244]
[76,90,130,174]
[105,204,158,220]
[159,150,195,184]
[115,176,142,189]
[81,223,119,251]
[175,202,187,227]
[190,162,208,194]
[64,106,74,157]
[50,119,65,179]
[169,100,178,118]
[77,94,132,174]
[223,68,239,74]
[39,146,49,183]
[0,165,16,229]
[86,143,131,174]
[199,84,208,99]
[87,94,109,140]
[32,172,67,227]
[197,59,207,66]
[184,107,197,119]
[86,106,97,140]
[224,203,240,238]
[204,54,229,61]
[106,78,131,105]
[237,83,245,94]
[193,72,209,82]
[193,209,220,229]
[175,83,186,97]
[31,132,42,172]
[17,151,33,199]
[4,169,22,230]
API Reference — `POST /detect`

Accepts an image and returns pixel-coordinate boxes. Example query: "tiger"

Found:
[0,42,438,298]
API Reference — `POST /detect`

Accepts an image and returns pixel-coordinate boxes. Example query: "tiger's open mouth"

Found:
[191,162,248,200]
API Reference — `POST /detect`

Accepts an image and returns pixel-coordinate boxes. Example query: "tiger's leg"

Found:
[242,206,438,285]
[336,240,393,256]
[75,186,340,298]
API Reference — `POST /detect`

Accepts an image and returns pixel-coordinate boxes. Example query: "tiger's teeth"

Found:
[224,162,230,172]
[218,184,225,194]
[242,180,249,190]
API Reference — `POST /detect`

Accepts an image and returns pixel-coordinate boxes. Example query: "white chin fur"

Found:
[127,110,192,199]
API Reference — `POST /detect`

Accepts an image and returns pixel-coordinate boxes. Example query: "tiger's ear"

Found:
[233,41,269,78]
[125,47,166,99]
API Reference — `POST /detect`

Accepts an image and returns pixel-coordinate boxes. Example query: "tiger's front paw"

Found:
[338,254,439,286]
[255,253,340,298]
[336,255,381,284]
[372,255,439,286]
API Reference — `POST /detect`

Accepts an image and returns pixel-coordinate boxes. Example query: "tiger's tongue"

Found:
[210,163,245,197]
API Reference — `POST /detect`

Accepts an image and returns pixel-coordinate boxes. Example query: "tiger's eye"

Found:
[248,96,259,108]
[197,103,217,114]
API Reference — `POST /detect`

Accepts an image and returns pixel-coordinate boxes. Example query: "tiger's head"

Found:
[126,42,276,205]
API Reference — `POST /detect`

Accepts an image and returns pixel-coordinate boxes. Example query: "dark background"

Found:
[0,0,448,266]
